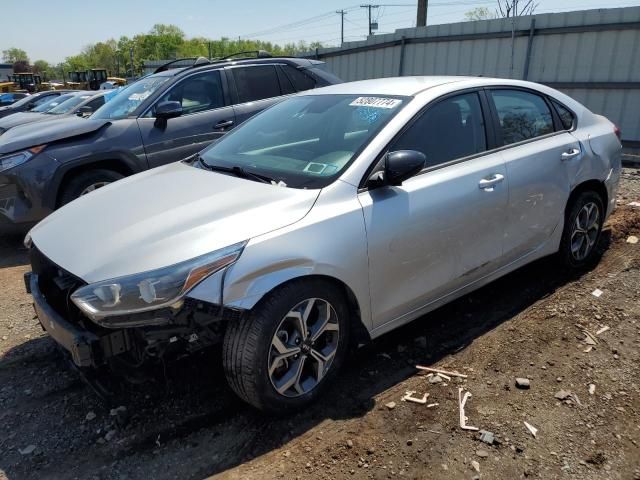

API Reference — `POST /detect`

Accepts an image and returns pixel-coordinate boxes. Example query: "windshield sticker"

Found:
[349,97,401,109]
[128,91,152,102]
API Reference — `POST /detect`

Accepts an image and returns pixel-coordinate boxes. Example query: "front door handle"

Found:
[478,173,505,191]
[214,120,234,130]
[561,148,581,161]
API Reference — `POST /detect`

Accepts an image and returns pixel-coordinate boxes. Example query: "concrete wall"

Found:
[303,7,640,146]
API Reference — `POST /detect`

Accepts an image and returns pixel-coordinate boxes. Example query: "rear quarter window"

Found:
[281,65,316,92]
[551,100,576,130]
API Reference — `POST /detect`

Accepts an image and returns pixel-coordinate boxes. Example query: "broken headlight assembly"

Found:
[0,145,46,173]
[71,241,247,322]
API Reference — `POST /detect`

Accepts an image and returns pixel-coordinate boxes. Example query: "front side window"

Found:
[393,92,487,168]
[154,70,224,115]
[491,89,553,145]
[92,75,170,120]
[200,94,407,189]
[232,65,281,103]
[552,100,575,130]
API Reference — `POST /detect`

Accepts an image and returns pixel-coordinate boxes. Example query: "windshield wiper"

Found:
[198,155,276,184]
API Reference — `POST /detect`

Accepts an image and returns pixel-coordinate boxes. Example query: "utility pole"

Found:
[360,4,380,36]
[416,0,428,27]
[129,47,134,79]
[208,41,212,60]
[336,9,347,45]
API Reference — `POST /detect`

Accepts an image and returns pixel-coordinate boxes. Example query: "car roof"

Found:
[307,76,477,97]
[151,56,316,79]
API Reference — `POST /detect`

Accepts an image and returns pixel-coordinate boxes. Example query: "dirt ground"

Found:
[1,169,639,480]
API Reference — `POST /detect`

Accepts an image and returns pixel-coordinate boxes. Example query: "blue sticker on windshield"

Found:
[356,106,382,125]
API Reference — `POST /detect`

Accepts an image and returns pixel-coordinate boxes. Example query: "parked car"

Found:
[0,55,340,233]
[0,92,29,107]
[0,90,114,136]
[0,90,76,119]
[24,76,621,412]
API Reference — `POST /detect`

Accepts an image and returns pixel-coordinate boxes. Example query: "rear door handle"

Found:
[214,120,234,130]
[561,148,581,161]
[478,173,505,191]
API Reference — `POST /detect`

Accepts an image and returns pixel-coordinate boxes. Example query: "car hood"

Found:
[31,161,320,283]
[0,111,50,130]
[0,116,110,155]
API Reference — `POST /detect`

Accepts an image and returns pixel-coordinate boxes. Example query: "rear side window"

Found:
[232,66,281,103]
[552,100,575,130]
[393,92,487,168]
[281,65,316,92]
[490,89,553,145]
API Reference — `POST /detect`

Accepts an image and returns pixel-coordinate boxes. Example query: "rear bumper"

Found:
[28,272,132,367]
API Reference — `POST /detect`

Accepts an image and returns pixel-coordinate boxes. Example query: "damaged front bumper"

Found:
[27,272,133,367]
[26,270,242,369]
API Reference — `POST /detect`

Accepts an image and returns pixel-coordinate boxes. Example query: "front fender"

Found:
[187,180,373,330]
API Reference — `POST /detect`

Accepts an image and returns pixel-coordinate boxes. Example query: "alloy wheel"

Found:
[80,181,111,196]
[570,201,600,261]
[268,298,340,397]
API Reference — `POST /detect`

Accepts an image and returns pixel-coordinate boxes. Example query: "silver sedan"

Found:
[26,76,621,413]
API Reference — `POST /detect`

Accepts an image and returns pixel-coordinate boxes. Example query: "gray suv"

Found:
[0,54,341,233]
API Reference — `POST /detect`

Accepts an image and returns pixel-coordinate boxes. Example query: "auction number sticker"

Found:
[349,97,401,109]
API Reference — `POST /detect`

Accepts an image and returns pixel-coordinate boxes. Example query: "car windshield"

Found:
[91,76,169,120]
[46,94,93,115]
[200,94,408,189]
[32,94,75,113]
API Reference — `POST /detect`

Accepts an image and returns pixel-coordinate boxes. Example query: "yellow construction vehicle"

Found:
[0,81,16,93]
[87,69,108,90]
[11,73,42,92]
[106,76,127,87]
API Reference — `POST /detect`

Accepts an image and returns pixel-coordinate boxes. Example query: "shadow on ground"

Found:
[0,232,610,480]
[0,234,29,269]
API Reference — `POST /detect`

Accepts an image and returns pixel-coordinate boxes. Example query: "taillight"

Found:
[614,125,621,142]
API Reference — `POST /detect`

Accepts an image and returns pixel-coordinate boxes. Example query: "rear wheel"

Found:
[59,169,124,206]
[223,279,350,414]
[559,190,604,268]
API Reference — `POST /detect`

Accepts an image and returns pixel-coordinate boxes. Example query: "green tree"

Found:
[2,47,29,63]
[464,7,496,21]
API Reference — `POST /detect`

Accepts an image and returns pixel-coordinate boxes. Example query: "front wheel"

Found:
[223,279,350,414]
[59,169,124,206]
[559,190,604,268]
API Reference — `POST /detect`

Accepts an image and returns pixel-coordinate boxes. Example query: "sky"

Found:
[1,0,638,64]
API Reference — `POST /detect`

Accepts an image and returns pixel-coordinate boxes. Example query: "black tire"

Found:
[559,190,604,269]
[223,278,350,414]
[59,169,124,206]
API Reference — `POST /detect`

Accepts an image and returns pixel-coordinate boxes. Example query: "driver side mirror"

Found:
[367,150,426,188]
[26,102,36,110]
[77,106,94,117]
[155,101,183,120]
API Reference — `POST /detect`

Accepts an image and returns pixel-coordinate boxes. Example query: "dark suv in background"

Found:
[0,53,341,233]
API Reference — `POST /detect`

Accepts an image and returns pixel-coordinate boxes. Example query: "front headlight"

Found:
[0,145,46,173]
[71,241,247,321]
